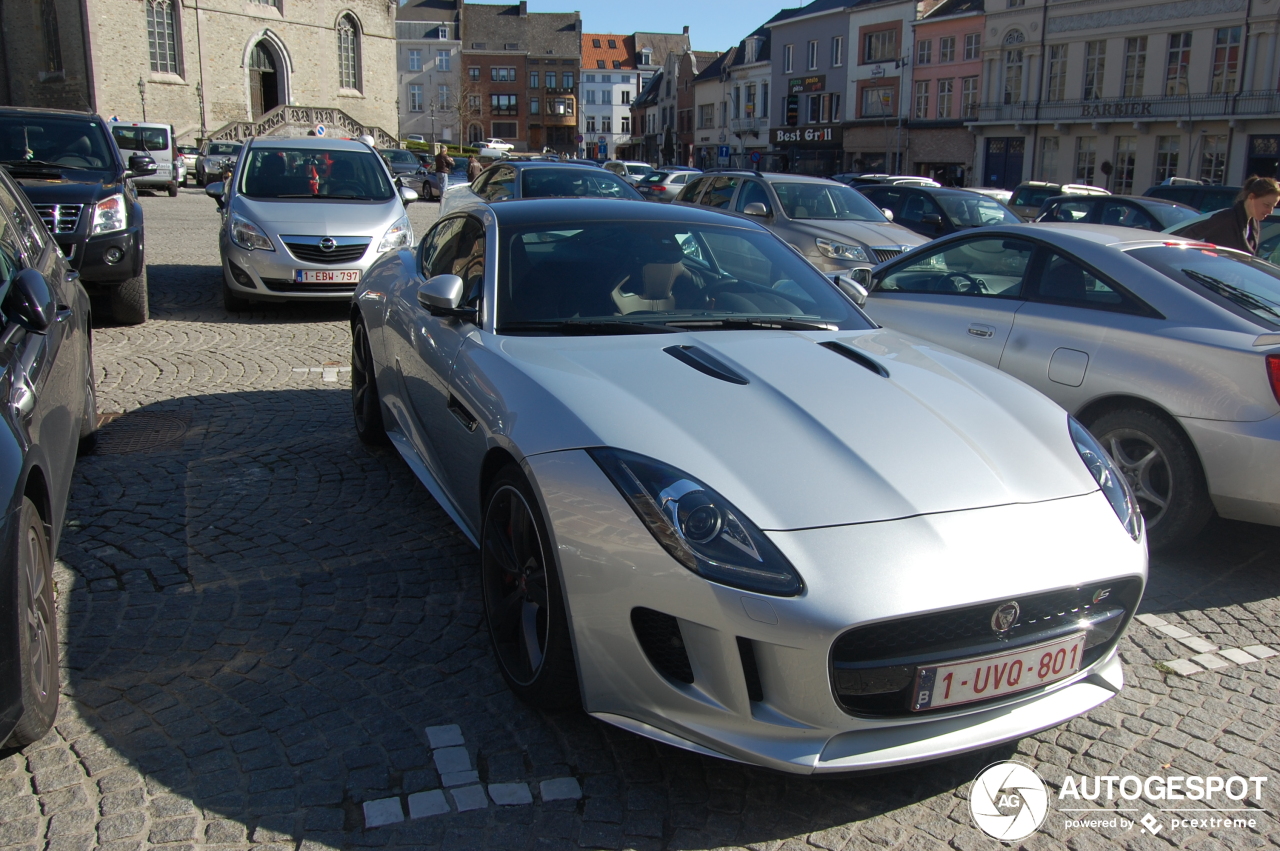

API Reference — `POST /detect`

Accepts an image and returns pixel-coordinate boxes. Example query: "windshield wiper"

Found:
[0,159,84,170]
[1182,268,1280,321]
[499,319,678,335]
[664,316,838,331]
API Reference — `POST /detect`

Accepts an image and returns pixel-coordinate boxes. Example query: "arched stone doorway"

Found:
[249,41,284,118]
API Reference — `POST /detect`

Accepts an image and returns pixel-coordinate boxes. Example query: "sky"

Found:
[524,0,795,53]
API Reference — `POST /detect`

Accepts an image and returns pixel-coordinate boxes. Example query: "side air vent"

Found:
[663,345,749,385]
[631,607,694,683]
[736,637,764,702]
[819,341,889,378]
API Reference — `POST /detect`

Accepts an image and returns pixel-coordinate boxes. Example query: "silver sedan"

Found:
[351,199,1146,774]
[860,223,1280,549]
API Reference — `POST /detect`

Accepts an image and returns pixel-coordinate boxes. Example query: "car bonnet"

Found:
[486,328,1099,530]
[789,218,927,249]
[234,194,403,234]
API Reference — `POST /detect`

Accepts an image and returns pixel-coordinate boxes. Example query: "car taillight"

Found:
[1268,354,1280,405]
[654,186,666,192]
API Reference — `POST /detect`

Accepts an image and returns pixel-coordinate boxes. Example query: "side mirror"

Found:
[399,185,420,204]
[922,213,943,225]
[4,268,55,332]
[205,181,225,209]
[832,272,869,307]
[417,274,472,316]
[742,202,770,217]
[128,154,157,176]
[881,208,894,221]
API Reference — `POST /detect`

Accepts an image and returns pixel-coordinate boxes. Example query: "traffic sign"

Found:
[315,125,326,136]
[718,145,730,158]
[750,151,762,163]
[575,134,583,143]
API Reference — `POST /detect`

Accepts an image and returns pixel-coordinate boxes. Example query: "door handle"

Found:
[968,324,996,338]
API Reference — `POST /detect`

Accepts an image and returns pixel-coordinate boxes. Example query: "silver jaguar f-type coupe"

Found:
[351,198,1147,774]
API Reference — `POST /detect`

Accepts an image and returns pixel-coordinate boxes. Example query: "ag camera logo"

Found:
[970,761,1050,841]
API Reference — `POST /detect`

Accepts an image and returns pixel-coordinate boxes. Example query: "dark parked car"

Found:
[1144,183,1239,213]
[0,107,155,324]
[379,148,423,179]
[1036,194,1200,231]
[858,184,1022,238]
[0,164,96,749]
[441,161,642,215]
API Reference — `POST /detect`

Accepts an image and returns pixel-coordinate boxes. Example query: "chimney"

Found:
[519,1,527,15]
[682,26,689,35]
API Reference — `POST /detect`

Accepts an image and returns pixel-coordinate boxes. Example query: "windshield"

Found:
[625,164,654,176]
[773,182,887,222]
[1011,187,1059,208]
[519,168,641,199]
[380,148,418,165]
[1150,204,1202,229]
[239,147,394,200]
[111,125,168,152]
[1129,245,1280,328]
[497,220,872,333]
[0,116,114,170]
[936,194,1021,227]
[178,146,198,155]
[208,142,242,156]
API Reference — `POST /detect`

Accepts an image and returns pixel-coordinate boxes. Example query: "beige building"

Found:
[0,0,398,145]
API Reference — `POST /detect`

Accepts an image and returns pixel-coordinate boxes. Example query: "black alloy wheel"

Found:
[351,320,389,445]
[481,467,578,708]
[6,498,59,747]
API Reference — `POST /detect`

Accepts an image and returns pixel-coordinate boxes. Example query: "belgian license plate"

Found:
[295,269,360,284]
[911,632,1086,711]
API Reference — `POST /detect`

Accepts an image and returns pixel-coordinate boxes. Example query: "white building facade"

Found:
[580,34,636,160]
[396,3,462,143]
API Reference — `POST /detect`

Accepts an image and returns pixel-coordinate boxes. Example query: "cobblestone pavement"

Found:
[1,188,1279,851]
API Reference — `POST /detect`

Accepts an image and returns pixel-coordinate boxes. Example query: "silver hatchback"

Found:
[208,137,417,310]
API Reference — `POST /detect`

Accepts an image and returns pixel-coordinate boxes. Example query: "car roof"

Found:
[866,185,998,197]
[0,106,98,118]
[696,171,839,185]
[489,161,612,171]
[978,221,1218,249]
[248,137,371,151]
[487,197,771,229]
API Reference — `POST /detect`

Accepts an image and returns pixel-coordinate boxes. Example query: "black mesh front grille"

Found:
[261,278,356,293]
[872,248,903,263]
[631,608,693,684]
[284,241,368,264]
[830,578,1142,716]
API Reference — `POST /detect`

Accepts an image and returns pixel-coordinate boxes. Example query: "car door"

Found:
[481,166,517,201]
[999,247,1159,412]
[896,190,947,238]
[860,186,903,221]
[865,235,1034,366]
[1038,198,1096,223]
[698,176,741,210]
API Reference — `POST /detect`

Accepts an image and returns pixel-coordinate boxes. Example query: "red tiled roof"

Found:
[581,33,635,71]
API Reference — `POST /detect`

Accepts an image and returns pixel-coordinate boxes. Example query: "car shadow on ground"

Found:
[24,387,1030,849]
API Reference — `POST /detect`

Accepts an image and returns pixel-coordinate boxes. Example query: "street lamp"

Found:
[138,77,147,122]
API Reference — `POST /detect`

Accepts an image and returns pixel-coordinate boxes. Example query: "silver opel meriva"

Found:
[208,137,418,311]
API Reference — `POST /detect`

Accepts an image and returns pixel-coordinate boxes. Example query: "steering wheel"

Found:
[700,278,745,299]
[939,272,987,294]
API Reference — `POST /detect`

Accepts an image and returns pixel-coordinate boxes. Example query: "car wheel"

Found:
[167,182,178,198]
[222,281,253,313]
[77,363,97,456]
[196,170,205,187]
[109,269,148,325]
[481,466,579,709]
[4,498,59,748]
[351,319,389,446]
[1090,408,1213,550]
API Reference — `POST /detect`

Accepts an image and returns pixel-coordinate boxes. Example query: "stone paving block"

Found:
[407,789,449,819]
[1178,636,1220,654]
[362,797,405,828]
[432,746,470,775]
[1192,653,1231,670]
[488,782,533,806]
[540,777,583,801]
[1219,648,1258,665]
[424,724,464,749]
[1163,659,1204,676]
[441,769,480,787]
[449,784,488,812]
[1241,644,1277,659]
[1135,614,1168,627]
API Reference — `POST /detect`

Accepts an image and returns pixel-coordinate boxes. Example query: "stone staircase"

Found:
[208,105,397,147]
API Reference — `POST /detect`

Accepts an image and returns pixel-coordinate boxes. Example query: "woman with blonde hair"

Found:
[1179,175,1280,255]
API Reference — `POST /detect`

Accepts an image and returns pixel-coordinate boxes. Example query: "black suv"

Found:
[0,108,155,324]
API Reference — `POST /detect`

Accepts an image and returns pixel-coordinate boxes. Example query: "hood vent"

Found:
[819,341,890,378]
[663,345,749,385]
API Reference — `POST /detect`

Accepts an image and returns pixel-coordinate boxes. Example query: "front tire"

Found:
[167,182,178,197]
[481,466,579,709]
[77,365,97,456]
[109,269,148,325]
[4,498,59,748]
[351,319,389,445]
[222,281,253,313]
[1090,408,1213,550]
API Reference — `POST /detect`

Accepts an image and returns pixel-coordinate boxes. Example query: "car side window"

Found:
[679,176,710,202]
[700,176,740,209]
[878,237,1034,297]
[0,180,41,258]
[450,218,487,305]
[1100,201,1156,230]
[671,173,689,185]
[899,192,942,226]
[734,181,771,214]
[1032,252,1139,312]
[866,187,902,214]
[483,167,516,201]
[422,217,465,278]
[1043,199,1094,222]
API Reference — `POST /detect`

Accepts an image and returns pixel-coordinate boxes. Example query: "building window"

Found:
[622,90,631,104]
[469,94,480,111]
[468,124,483,144]
[1008,0,1024,7]
[1040,136,1059,181]
[1083,40,1105,101]
[699,103,714,128]
[602,89,612,104]
[436,50,450,71]
[1045,44,1067,101]
[586,89,596,104]
[585,115,597,133]
[547,71,558,88]
[913,80,930,118]
[917,40,932,65]
[961,75,979,117]
[438,84,450,108]
[529,71,539,87]
[621,116,630,133]
[530,97,539,114]
[1211,27,1242,94]
[761,82,769,117]
[408,49,422,71]
[42,0,63,74]
[641,49,652,65]
[491,94,518,115]
[1114,136,1137,193]
[937,78,953,118]
[608,39,617,49]
[1200,134,1228,184]
[832,36,843,67]
[596,60,606,69]
[469,66,480,82]
[864,30,897,64]
[592,38,601,48]
[1155,135,1180,182]
[146,0,180,75]
[492,121,518,138]
[808,40,818,70]
[939,36,955,63]
[784,44,793,73]
[1075,136,1097,184]
[1165,32,1192,96]
[601,116,612,133]
[1003,31,1025,104]
[437,26,448,40]
[861,86,894,117]
[337,14,361,90]
[963,33,980,61]
[1122,37,1146,98]
[408,84,423,112]
[602,74,611,83]
[745,83,756,116]
[551,98,573,116]
[491,67,516,82]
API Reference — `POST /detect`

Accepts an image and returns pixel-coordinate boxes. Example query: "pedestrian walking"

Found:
[1179,175,1280,255]
[467,155,483,182]
[434,144,455,196]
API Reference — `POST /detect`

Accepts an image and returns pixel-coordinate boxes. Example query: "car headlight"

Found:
[1069,417,1142,541]
[91,194,126,235]
[589,448,804,596]
[229,212,274,251]
[815,238,869,263]
[377,214,413,254]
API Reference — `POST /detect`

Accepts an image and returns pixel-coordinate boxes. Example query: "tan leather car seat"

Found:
[611,260,684,313]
